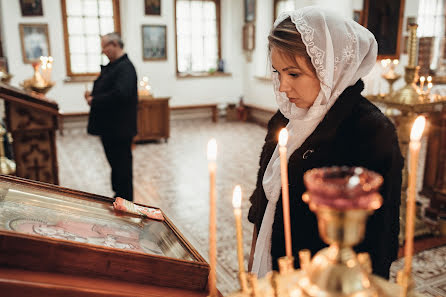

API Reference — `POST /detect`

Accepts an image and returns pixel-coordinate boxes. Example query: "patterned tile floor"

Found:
[390,245,446,297]
[57,118,265,294]
[57,118,446,296]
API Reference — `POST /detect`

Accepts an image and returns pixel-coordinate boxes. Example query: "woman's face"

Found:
[271,48,321,109]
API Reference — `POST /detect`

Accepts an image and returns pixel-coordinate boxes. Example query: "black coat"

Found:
[248,80,404,279]
[88,54,138,139]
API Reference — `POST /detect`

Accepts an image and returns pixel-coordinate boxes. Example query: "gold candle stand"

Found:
[21,63,54,95]
[226,167,424,297]
[367,24,446,244]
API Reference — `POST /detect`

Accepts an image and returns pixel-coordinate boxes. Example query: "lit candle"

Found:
[40,56,46,82]
[278,128,292,258]
[207,138,218,297]
[232,185,248,292]
[419,76,425,90]
[48,56,53,82]
[427,76,432,83]
[427,82,433,93]
[388,59,398,76]
[404,116,426,276]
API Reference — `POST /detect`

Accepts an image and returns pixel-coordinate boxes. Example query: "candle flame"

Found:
[428,82,433,89]
[393,59,399,65]
[380,60,387,67]
[232,185,242,209]
[410,116,426,141]
[427,76,432,82]
[207,138,217,161]
[279,128,288,146]
[420,76,425,82]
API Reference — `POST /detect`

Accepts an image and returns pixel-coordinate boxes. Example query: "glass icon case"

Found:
[0,175,209,292]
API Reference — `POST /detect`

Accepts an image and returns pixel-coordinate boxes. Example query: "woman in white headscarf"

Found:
[247,6,403,279]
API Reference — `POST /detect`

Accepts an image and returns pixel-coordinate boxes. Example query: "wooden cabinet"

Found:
[134,96,170,143]
[0,82,59,184]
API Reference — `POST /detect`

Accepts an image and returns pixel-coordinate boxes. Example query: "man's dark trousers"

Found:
[101,136,133,201]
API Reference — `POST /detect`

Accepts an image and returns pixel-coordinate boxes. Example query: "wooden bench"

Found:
[170,104,218,123]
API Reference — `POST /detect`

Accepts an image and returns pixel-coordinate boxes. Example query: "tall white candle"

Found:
[279,128,292,258]
[207,138,218,297]
[404,116,426,276]
[232,185,248,292]
[427,82,433,93]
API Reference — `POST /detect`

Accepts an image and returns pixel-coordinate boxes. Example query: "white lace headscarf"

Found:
[252,6,378,277]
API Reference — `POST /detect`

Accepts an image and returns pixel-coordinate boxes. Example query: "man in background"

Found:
[84,32,137,201]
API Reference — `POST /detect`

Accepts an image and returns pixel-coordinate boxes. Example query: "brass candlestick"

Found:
[382,73,402,95]
[21,62,54,95]
[386,24,421,105]
[226,167,420,297]
[0,68,12,84]
[381,59,402,95]
[367,23,446,244]
[296,167,383,297]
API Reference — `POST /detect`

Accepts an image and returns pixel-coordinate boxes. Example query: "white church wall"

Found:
[0,0,244,113]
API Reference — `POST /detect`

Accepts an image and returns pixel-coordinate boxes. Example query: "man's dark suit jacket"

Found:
[88,54,137,139]
[248,80,404,279]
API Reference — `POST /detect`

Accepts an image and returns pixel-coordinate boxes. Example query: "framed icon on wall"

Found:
[145,0,161,16]
[19,23,51,64]
[142,25,167,61]
[19,0,44,17]
[244,0,256,22]
[363,0,404,59]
